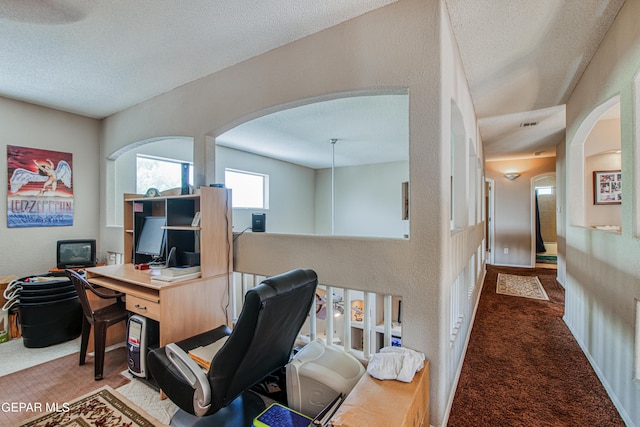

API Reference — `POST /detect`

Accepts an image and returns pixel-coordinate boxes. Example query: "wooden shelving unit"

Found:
[123,186,232,278]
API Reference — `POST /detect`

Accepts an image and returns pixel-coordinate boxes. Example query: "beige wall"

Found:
[485,156,556,266]
[564,0,640,424]
[584,118,622,228]
[0,97,100,277]
[100,1,485,424]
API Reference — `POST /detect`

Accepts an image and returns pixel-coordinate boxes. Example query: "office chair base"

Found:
[170,391,267,427]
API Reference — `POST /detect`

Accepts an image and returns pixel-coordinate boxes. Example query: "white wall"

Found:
[215,146,316,234]
[564,0,640,424]
[485,157,557,267]
[439,2,486,421]
[315,161,409,237]
[0,96,100,276]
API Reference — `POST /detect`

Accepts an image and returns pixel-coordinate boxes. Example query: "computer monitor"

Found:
[56,239,97,269]
[136,216,166,259]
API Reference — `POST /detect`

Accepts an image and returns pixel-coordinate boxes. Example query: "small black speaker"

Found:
[252,213,266,232]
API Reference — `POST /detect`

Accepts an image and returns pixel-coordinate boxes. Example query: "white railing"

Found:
[230,272,402,361]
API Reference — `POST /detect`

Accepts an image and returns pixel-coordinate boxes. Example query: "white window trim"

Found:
[224,168,270,209]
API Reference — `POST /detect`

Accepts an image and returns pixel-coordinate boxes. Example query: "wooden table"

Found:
[85,264,229,347]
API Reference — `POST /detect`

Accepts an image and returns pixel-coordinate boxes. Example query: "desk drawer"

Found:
[127,295,160,321]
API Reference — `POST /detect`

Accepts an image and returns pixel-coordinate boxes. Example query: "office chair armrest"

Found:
[165,343,211,417]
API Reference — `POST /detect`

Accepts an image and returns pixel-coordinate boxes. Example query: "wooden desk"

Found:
[49,264,105,274]
[86,264,229,346]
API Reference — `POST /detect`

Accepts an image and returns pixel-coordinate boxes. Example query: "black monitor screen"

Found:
[57,239,96,269]
[136,216,166,257]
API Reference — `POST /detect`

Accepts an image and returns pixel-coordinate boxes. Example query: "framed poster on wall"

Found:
[7,145,73,228]
[593,170,621,205]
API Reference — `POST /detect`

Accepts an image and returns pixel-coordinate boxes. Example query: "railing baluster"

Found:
[232,270,402,358]
[309,296,317,342]
[363,292,372,359]
[383,294,392,348]
[326,286,334,346]
[343,289,352,351]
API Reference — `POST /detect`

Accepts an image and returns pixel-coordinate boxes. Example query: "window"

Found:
[537,187,554,196]
[225,168,269,209]
[136,155,193,194]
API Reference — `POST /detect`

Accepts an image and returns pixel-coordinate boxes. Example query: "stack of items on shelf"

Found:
[150,265,201,283]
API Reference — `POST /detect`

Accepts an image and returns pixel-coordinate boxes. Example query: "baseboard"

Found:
[564,318,635,427]
[490,262,532,268]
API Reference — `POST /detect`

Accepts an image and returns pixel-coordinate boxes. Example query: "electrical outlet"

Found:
[503,248,509,254]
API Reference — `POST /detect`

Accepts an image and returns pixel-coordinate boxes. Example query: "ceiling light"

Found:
[504,173,521,180]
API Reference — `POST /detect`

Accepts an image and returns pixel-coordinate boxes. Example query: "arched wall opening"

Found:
[105,136,194,227]
[208,89,410,238]
[569,95,621,230]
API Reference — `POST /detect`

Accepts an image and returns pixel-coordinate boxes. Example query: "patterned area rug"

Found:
[17,385,168,427]
[496,273,549,300]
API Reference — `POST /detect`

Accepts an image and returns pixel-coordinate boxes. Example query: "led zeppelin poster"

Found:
[7,145,73,228]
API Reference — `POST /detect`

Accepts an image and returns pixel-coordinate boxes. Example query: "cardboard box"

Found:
[0,275,18,307]
[1,275,19,342]
[330,360,430,427]
[0,311,8,344]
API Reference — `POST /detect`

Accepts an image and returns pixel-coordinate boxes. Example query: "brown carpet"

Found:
[0,347,130,426]
[448,265,625,427]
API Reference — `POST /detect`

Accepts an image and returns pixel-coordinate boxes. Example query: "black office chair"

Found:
[147,269,318,424]
[66,269,129,380]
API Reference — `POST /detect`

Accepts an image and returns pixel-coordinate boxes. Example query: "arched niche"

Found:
[450,100,467,231]
[209,89,409,238]
[569,96,621,231]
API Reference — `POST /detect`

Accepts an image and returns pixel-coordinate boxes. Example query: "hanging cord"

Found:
[232,226,252,242]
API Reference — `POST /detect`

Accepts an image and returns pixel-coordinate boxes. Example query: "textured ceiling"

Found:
[446,0,625,161]
[0,0,626,163]
[0,0,395,118]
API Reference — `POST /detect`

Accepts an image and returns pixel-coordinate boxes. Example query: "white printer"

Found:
[286,339,365,417]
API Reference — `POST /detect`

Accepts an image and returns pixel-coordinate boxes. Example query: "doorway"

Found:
[485,178,494,265]
[532,174,557,268]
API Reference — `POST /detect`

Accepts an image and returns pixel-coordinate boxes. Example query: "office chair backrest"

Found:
[209,268,318,408]
[66,270,95,321]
